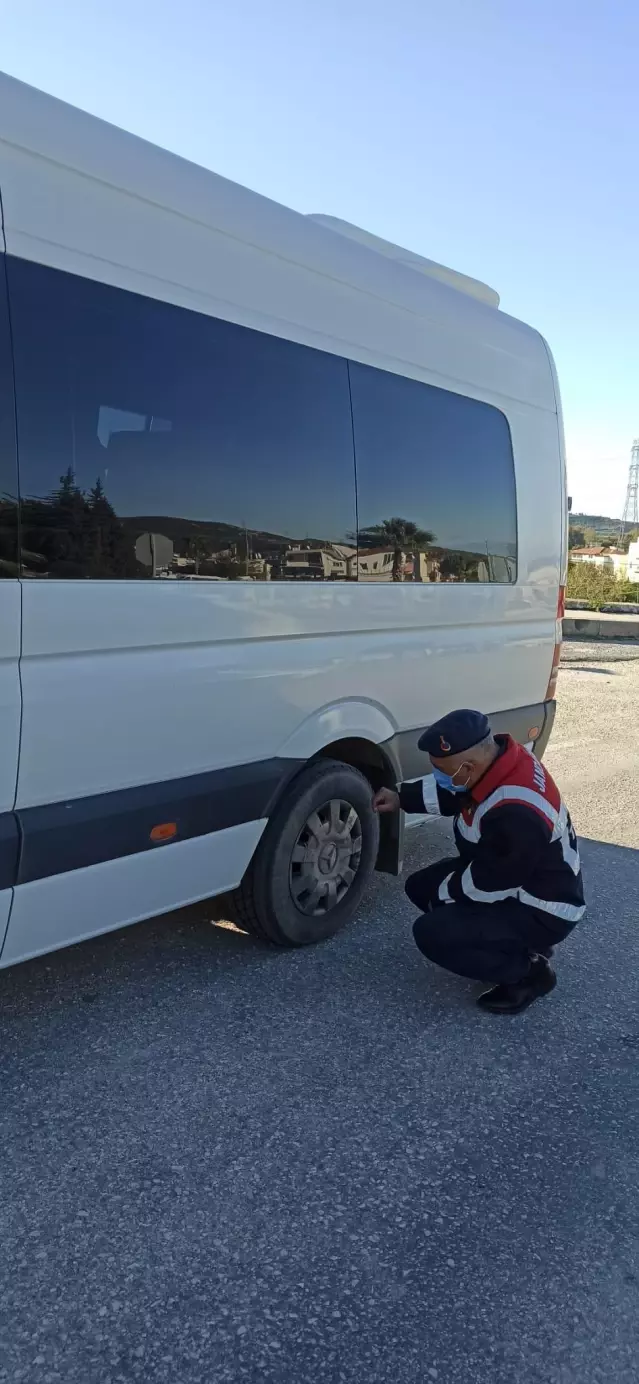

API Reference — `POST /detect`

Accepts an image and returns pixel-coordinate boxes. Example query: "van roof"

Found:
[0,70,556,413]
[307,215,500,308]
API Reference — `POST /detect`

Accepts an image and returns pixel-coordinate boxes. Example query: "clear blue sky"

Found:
[3,0,637,516]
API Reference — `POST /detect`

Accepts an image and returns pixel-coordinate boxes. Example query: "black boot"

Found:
[476,956,557,1015]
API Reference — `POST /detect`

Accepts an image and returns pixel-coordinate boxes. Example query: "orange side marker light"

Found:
[150,822,178,843]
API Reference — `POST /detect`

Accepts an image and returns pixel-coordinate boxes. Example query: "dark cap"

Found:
[418,709,491,759]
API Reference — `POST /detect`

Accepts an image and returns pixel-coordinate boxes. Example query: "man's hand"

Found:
[372,787,400,814]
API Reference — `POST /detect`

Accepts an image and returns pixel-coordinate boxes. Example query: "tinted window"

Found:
[8,258,357,580]
[0,258,19,578]
[349,362,517,583]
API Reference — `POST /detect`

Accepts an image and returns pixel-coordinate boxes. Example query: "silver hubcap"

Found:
[289,799,363,916]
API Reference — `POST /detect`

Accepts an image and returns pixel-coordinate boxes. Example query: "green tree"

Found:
[209,555,242,579]
[356,517,435,582]
[184,535,211,575]
[568,526,585,549]
[20,470,139,578]
[27,467,89,577]
[87,477,138,577]
[567,560,639,608]
[438,551,479,582]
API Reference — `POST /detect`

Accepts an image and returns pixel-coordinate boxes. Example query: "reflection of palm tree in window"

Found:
[438,551,478,582]
[356,517,434,581]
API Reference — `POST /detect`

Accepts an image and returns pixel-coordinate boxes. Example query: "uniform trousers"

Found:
[406,858,570,986]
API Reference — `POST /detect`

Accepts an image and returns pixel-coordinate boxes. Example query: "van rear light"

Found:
[546,644,561,701]
[546,586,565,701]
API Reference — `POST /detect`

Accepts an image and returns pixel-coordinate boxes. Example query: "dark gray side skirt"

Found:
[387,701,555,784]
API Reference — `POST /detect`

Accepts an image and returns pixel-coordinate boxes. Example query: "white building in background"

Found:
[284,544,358,579]
[569,546,629,577]
[627,541,639,582]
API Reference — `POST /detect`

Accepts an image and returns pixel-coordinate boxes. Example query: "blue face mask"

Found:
[432,765,471,794]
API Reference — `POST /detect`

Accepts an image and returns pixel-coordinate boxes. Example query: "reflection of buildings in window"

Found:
[476,554,516,583]
[171,545,274,580]
[282,545,443,582]
[131,533,516,584]
[284,544,420,581]
[356,548,395,580]
[354,548,515,584]
[284,544,357,580]
[356,548,441,581]
[246,557,272,579]
[407,550,438,582]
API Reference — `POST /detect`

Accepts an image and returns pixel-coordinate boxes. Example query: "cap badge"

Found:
[440,736,451,752]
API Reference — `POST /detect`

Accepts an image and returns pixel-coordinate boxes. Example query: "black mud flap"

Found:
[375,802,404,877]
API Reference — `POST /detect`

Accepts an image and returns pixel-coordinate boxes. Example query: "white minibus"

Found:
[0,73,566,966]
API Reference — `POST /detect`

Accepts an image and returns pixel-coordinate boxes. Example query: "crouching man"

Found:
[374,710,585,1015]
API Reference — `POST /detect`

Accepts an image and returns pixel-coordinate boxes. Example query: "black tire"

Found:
[226,759,380,946]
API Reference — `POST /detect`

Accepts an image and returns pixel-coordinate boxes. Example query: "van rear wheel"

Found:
[227,759,379,945]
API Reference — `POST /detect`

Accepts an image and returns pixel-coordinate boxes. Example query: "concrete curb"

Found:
[564,614,639,641]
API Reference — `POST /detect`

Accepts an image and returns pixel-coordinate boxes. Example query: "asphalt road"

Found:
[2,651,639,1384]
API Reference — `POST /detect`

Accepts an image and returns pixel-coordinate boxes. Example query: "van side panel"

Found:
[0,820,266,969]
[18,575,556,809]
[0,74,563,964]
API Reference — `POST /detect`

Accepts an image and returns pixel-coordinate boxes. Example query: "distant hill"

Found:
[119,516,307,552]
[571,512,621,532]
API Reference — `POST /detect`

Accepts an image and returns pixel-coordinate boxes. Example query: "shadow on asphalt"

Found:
[1,832,639,1384]
[0,897,278,1013]
[0,821,467,1026]
[565,666,621,675]
[0,827,636,1031]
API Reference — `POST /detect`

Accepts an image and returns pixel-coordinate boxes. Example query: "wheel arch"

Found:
[269,727,403,877]
[311,737,403,876]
